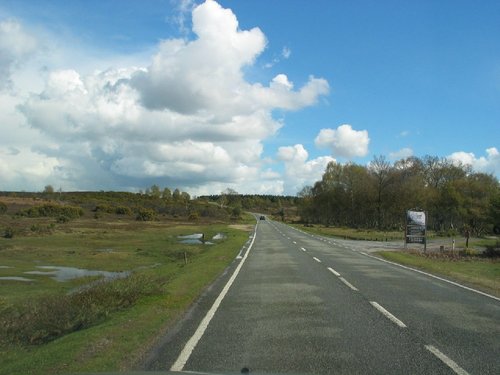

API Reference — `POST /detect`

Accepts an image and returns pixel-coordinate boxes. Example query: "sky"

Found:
[0,0,499,196]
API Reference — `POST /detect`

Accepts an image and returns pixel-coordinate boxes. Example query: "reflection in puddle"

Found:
[212,233,227,240]
[177,233,226,245]
[0,276,34,282]
[25,266,129,282]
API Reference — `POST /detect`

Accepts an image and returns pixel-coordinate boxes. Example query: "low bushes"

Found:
[17,204,84,219]
[136,208,157,221]
[0,274,165,346]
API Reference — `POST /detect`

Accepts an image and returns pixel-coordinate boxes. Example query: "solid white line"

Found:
[339,277,359,291]
[301,247,307,252]
[370,301,406,328]
[425,345,470,375]
[361,252,500,302]
[327,267,341,277]
[170,225,258,371]
[313,257,322,263]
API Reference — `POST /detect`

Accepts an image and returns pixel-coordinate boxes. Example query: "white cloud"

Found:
[315,124,370,158]
[277,144,335,194]
[0,19,38,90]
[398,130,410,137]
[2,1,329,194]
[389,147,413,160]
[282,46,291,59]
[447,147,500,175]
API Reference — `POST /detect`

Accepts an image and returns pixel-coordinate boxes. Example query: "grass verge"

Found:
[0,222,251,375]
[376,251,500,298]
[290,223,404,241]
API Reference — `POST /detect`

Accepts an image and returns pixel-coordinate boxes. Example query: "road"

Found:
[143,218,500,374]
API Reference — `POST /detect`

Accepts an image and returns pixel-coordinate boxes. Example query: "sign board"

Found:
[405,210,426,247]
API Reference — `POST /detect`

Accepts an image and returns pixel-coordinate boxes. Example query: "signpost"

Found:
[405,210,427,252]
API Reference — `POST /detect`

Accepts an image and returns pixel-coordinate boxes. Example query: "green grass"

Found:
[290,224,405,241]
[377,251,500,297]
[0,218,252,374]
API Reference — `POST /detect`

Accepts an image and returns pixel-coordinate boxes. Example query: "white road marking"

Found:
[327,267,341,276]
[370,301,406,328]
[339,277,359,291]
[301,247,307,252]
[313,257,322,263]
[293,241,297,244]
[425,345,470,375]
[170,224,258,371]
[361,252,500,302]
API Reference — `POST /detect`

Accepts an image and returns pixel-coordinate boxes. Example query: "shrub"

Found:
[136,208,157,221]
[188,212,199,221]
[18,204,84,219]
[0,202,7,214]
[57,215,70,223]
[3,227,14,238]
[93,204,114,213]
[115,206,132,215]
[0,274,164,346]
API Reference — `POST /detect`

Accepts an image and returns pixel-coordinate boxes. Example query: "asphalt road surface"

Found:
[143,218,500,374]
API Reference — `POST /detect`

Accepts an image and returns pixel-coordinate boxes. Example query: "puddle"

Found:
[177,233,226,244]
[179,239,214,245]
[212,233,227,240]
[178,233,213,245]
[24,266,130,282]
[0,276,34,282]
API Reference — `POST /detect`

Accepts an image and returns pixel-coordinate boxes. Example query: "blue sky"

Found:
[0,0,499,195]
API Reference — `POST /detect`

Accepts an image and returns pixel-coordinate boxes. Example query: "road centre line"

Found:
[327,267,341,276]
[170,223,258,371]
[339,277,359,291]
[425,345,470,375]
[313,257,322,263]
[369,301,407,328]
[360,252,500,302]
[301,247,307,252]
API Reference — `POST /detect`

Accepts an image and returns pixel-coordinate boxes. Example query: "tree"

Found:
[369,155,393,229]
[149,184,161,198]
[162,187,172,201]
[43,185,54,194]
[172,188,181,201]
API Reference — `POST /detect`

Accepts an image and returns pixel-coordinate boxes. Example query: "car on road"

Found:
[259,215,265,220]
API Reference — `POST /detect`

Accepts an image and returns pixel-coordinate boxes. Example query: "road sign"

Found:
[405,210,426,250]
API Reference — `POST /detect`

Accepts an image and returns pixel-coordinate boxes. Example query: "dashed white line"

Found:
[301,247,307,252]
[327,267,341,277]
[339,277,359,291]
[369,301,406,328]
[293,241,297,244]
[313,257,322,263]
[425,345,469,375]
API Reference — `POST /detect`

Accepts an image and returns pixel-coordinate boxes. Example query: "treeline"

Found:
[0,187,229,222]
[299,155,500,236]
[199,192,298,213]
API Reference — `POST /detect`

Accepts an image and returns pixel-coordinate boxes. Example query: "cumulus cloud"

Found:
[130,1,327,115]
[5,0,329,193]
[0,19,38,90]
[277,144,335,193]
[447,147,500,175]
[315,124,370,158]
[389,147,413,160]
